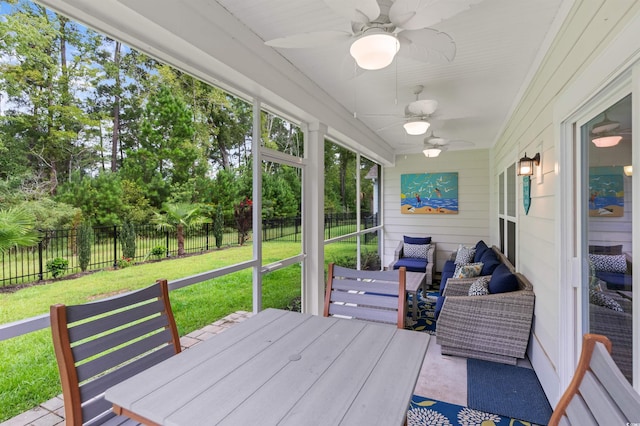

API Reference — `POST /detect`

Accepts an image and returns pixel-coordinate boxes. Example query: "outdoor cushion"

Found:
[404,236,431,245]
[454,245,476,265]
[393,257,427,273]
[488,263,518,294]
[404,242,430,259]
[440,260,457,294]
[479,249,501,275]
[468,276,491,296]
[474,240,490,262]
[595,270,632,291]
[589,244,623,254]
[589,254,627,273]
[435,295,445,319]
[453,262,483,278]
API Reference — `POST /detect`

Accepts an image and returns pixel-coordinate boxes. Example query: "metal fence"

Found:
[0,213,378,286]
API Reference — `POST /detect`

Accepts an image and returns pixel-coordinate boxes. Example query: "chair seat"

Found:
[393,258,427,273]
[595,271,632,291]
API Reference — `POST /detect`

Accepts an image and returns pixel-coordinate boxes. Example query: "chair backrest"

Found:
[50,279,181,426]
[549,333,640,425]
[324,263,406,329]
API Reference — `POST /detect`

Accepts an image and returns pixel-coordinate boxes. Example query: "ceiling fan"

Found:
[422,131,474,157]
[265,0,484,70]
[371,85,437,135]
[589,113,631,148]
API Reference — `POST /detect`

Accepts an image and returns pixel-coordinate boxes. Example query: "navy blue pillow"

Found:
[480,249,501,275]
[474,240,489,262]
[488,264,519,294]
[404,236,431,245]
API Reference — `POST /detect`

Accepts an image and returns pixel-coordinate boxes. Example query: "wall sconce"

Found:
[624,165,633,176]
[517,152,540,176]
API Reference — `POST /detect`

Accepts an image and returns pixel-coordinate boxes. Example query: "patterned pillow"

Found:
[589,254,627,273]
[404,243,430,259]
[589,289,623,312]
[468,276,490,296]
[453,262,484,279]
[454,245,476,265]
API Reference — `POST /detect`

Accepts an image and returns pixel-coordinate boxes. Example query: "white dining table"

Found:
[105,308,430,426]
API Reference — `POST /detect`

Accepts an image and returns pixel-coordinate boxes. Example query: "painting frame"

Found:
[401,172,459,214]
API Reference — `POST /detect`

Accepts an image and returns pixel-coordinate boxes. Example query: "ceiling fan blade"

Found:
[389,0,484,31]
[398,28,456,63]
[323,0,380,23]
[265,30,353,48]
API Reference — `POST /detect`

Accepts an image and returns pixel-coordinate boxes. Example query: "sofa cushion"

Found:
[589,244,623,254]
[435,295,445,319]
[595,271,632,291]
[589,254,627,273]
[468,276,490,296]
[453,262,483,278]
[404,242,430,259]
[393,257,427,273]
[479,248,501,276]
[589,289,624,312]
[488,263,518,294]
[404,236,431,245]
[440,261,456,294]
[474,240,490,262]
[454,245,476,265]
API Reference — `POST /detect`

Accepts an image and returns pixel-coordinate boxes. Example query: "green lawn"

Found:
[0,240,377,422]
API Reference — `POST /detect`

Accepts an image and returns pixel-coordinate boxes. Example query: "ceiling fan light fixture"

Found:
[403,118,430,135]
[592,135,622,148]
[423,147,442,158]
[349,31,399,70]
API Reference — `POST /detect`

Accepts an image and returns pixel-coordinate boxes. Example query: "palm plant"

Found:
[0,207,40,253]
[152,203,207,256]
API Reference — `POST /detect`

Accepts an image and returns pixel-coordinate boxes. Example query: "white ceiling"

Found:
[215,0,566,154]
[37,0,567,158]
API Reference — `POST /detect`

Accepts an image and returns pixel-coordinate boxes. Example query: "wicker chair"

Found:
[436,272,535,365]
[389,241,435,286]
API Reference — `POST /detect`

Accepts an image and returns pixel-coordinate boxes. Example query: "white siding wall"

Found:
[383,150,491,273]
[490,0,640,405]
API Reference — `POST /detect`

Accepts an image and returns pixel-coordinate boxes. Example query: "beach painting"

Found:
[401,172,458,214]
[589,167,624,217]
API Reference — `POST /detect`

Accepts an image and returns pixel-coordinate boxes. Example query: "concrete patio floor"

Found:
[1,310,468,426]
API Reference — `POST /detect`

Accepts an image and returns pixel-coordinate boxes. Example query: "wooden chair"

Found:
[324,263,407,329]
[548,333,640,425]
[50,279,181,426]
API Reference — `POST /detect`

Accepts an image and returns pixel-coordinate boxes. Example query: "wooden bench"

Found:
[549,333,640,425]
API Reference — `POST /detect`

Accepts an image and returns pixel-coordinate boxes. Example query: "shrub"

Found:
[213,204,224,249]
[119,220,136,259]
[46,258,69,278]
[77,221,93,272]
[150,245,166,259]
[116,256,133,268]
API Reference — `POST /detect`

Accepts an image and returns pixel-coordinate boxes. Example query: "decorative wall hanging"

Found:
[523,176,531,215]
[589,166,624,217]
[401,172,458,214]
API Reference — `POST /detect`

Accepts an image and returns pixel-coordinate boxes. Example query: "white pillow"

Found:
[468,276,491,296]
[454,245,476,265]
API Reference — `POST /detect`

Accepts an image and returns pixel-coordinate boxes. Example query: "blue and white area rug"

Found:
[408,395,537,426]
[406,291,438,335]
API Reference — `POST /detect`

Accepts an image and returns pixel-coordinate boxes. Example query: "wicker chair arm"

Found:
[436,290,535,359]
[441,278,477,296]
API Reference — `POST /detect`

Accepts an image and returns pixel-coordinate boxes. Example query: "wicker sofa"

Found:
[589,291,632,382]
[436,270,535,365]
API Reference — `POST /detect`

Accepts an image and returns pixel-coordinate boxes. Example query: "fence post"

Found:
[205,222,209,251]
[113,225,118,267]
[165,231,170,257]
[38,238,44,281]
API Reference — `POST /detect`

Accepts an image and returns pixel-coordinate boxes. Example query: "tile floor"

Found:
[0,310,524,426]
